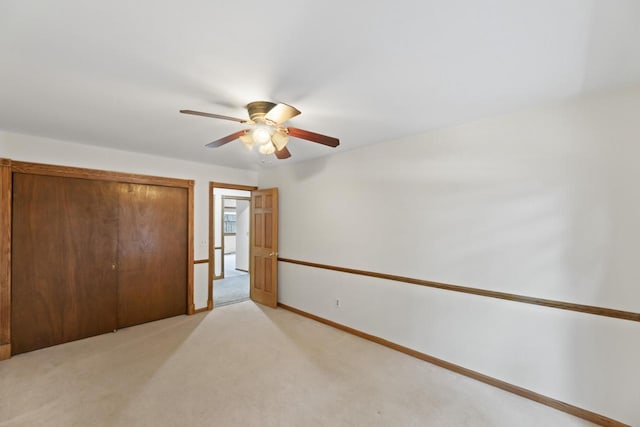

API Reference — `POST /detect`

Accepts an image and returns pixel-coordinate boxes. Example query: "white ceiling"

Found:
[1,0,640,170]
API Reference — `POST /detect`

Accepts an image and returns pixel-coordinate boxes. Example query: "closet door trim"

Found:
[11,161,193,189]
[0,159,11,360]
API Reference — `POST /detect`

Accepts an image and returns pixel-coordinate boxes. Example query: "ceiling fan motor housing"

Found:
[246,101,276,123]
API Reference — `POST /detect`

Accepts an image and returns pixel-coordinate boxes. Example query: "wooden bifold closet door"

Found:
[11,173,187,355]
[117,183,187,328]
[11,174,120,354]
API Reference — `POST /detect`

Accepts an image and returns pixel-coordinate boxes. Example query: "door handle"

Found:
[269,252,278,257]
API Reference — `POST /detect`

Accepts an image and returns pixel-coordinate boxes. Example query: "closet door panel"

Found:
[11,174,119,354]
[117,183,187,328]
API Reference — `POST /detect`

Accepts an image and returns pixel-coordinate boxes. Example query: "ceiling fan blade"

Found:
[180,109,249,123]
[274,146,292,159]
[287,127,340,147]
[265,103,301,124]
[205,130,247,148]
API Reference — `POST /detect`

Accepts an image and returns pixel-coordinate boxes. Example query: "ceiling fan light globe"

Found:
[259,141,276,155]
[253,126,272,145]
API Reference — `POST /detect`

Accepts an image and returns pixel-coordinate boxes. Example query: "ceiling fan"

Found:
[180,101,340,159]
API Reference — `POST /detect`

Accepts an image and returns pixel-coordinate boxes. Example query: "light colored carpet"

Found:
[215,254,249,306]
[0,302,595,427]
[213,274,250,307]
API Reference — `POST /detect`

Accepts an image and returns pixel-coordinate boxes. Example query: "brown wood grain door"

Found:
[117,183,188,328]
[250,188,278,307]
[11,173,119,354]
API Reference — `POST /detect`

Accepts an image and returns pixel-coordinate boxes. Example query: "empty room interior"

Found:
[1,1,639,426]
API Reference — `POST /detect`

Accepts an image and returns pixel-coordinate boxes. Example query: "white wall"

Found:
[258,85,640,425]
[0,131,258,310]
[235,200,250,271]
[223,236,236,254]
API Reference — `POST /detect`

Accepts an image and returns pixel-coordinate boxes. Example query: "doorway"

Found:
[209,183,256,307]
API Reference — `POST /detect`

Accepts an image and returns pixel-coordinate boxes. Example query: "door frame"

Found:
[208,182,257,310]
[0,159,195,360]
